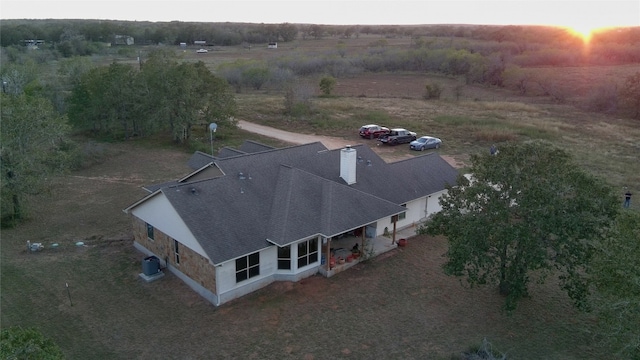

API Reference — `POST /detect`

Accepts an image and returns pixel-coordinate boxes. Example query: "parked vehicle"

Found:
[359,124,390,139]
[409,136,442,151]
[196,48,208,53]
[378,128,417,145]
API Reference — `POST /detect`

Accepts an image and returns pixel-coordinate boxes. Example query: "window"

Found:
[146,223,154,241]
[392,204,407,222]
[398,211,406,221]
[278,245,291,270]
[297,238,318,268]
[236,252,260,283]
[174,240,180,264]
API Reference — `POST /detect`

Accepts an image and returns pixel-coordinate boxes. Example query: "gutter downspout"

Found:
[392,215,398,244]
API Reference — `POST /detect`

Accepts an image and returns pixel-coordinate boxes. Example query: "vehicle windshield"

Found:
[417,138,428,143]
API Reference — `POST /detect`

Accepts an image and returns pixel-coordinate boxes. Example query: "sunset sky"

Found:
[2,0,639,30]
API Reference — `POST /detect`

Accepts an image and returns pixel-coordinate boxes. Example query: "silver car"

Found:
[409,136,442,151]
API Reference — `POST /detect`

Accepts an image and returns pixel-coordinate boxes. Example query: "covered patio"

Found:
[318,225,418,277]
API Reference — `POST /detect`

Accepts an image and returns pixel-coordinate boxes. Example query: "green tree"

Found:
[242,66,270,90]
[423,82,442,100]
[590,211,640,358]
[67,63,139,139]
[620,71,640,119]
[277,23,298,42]
[139,54,236,142]
[0,326,64,359]
[319,76,336,96]
[420,141,619,311]
[1,93,73,224]
[68,50,236,142]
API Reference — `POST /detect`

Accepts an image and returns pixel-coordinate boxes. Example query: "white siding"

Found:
[215,248,276,304]
[130,193,209,259]
[426,189,447,216]
[215,238,321,305]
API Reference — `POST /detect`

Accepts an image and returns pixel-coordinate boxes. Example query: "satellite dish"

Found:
[209,123,217,132]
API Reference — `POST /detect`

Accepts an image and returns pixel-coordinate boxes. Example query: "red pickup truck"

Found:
[359,124,390,139]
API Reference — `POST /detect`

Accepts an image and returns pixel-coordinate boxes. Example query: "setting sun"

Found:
[569,25,594,42]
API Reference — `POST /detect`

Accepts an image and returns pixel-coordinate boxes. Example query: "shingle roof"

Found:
[138,142,459,265]
[216,147,246,159]
[238,140,275,153]
[187,151,215,170]
[186,141,277,169]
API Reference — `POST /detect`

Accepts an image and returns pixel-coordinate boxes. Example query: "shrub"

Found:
[423,82,443,100]
[457,338,507,360]
[319,76,336,96]
[0,326,64,360]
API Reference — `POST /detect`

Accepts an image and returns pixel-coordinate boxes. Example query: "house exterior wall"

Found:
[216,235,321,304]
[130,193,208,258]
[131,212,323,307]
[376,190,449,235]
[131,216,217,299]
[426,189,447,216]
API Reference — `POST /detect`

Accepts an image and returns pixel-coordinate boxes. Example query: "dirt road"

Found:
[238,120,465,167]
[238,120,358,150]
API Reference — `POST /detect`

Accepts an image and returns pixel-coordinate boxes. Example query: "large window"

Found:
[146,223,154,241]
[174,240,180,264]
[391,204,407,222]
[398,211,406,221]
[236,252,260,283]
[278,245,291,270]
[297,238,318,268]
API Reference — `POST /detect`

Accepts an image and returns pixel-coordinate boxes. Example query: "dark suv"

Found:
[359,124,390,139]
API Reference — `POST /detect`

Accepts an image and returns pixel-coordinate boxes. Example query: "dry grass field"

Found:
[2,35,639,359]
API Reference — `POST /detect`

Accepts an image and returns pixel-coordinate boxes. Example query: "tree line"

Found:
[67,49,236,141]
[2,19,639,63]
[1,49,236,224]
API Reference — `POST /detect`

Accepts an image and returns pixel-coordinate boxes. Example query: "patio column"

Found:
[391,215,398,244]
[326,237,331,271]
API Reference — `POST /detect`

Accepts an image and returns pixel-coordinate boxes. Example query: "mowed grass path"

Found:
[2,141,608,359]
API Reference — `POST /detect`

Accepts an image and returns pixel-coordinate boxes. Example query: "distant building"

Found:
[194,40,207,46]
[114,35,134,46]
[268,42,278,49]
[24,40,45,49]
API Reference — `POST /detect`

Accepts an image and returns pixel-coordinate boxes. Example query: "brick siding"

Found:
[131,216,217,293]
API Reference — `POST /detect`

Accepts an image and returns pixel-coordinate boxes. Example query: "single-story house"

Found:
[124,141,459,306]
